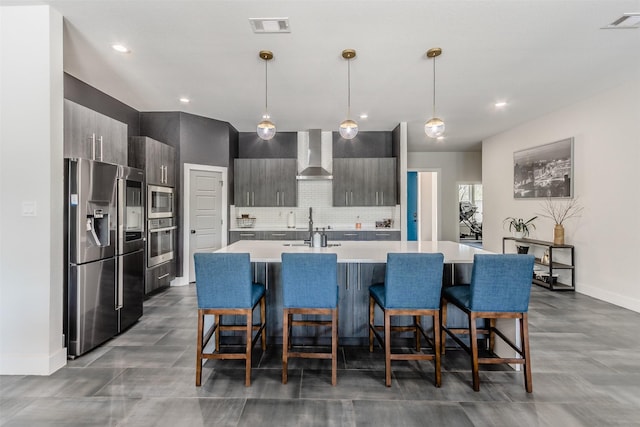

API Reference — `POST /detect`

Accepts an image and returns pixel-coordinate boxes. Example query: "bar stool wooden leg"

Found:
[433,311,441,387]
[521,313,533,393]
[196,309,204,386]
[260,297,267,351]
[282,308,289,384]
[415,315,421,351]
[369,296,375,352]
[245,309,253,387]
[469,312,480,392]
[384,310,392,387]
[440,300,447,355]
[331,308,338,386]
[214,314,221,352]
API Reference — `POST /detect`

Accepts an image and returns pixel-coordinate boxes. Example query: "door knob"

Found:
[190,230,196,234]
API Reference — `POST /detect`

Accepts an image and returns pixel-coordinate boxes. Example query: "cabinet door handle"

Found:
[282,192,285,206]
[381,191,384,205]
[344,233,358,236]
[98,136,103,161]
[351,191,353,205]
[246,192,250,206]
[345,192,348,205]
[270,233,286,237]
[91,133,96,160]
[276,191,280,206]
[252,192,255,206]
[376,192,379,205]
[376,233,390,236]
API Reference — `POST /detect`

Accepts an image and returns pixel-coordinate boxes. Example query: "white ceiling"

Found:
[11,0,640,152]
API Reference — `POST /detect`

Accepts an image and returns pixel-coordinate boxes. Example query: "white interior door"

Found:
[189,169,222,281]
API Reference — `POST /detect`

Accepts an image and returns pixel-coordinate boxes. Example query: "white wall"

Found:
[0,5,66,374]
[408,152,482,241]
[483,76,640,312]
[419,172,435,241]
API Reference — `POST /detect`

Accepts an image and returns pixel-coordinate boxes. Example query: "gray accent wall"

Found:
[238,132,297,158]
[64,73,140,136]
[333,131,393,158]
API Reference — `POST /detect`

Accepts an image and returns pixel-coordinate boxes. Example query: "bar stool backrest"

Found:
[469,254,535,313]
[281,253,338,308]
[384,252,444,309]
[194,252,253,308]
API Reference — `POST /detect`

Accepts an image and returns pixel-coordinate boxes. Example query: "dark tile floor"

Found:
[2,285,640,426]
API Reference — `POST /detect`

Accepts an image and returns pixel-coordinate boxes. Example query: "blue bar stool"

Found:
[194,253,266,387]
[441,254,535,392]
[369,252,445,387]
[281,253,339,386]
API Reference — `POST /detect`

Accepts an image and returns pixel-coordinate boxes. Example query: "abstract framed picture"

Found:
[513,137,573,199]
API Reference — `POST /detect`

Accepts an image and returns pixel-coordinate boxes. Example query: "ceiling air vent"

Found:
[249,18,290,33]
[602,13,640,29]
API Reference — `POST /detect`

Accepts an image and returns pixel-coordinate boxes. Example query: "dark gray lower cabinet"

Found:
[145,261,175,296]
[229,229,400,243]
[243,261,464,346]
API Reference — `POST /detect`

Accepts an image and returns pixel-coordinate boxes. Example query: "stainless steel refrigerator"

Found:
[64,158,145,357]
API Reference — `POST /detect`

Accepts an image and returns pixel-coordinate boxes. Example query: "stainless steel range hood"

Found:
[296,129,333,180]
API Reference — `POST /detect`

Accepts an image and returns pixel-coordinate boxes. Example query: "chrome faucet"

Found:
[305,207,313,245]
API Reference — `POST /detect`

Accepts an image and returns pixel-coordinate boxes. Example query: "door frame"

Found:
[407,168,442,241]
[179,163,228,284]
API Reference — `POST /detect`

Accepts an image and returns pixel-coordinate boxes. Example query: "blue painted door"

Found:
[407,171,418,241]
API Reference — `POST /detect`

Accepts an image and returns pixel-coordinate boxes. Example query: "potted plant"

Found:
[503,216,537,253]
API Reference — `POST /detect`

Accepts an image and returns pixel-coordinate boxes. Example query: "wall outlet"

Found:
[22,201,37,216]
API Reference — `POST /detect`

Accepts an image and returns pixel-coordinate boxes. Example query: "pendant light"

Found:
[424,47,445,139]
[257,50,276,140]
[339,49,358,140]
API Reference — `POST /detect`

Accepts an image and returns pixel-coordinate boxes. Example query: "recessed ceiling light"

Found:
[359,113,368,119]
[112,44,130,53]
[249,18,290,33]
[179,97,190,103]
[495,101,508,108]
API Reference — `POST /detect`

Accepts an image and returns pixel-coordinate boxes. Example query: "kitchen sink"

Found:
[282,243,342,247]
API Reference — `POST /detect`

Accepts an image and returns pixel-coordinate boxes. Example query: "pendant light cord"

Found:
[264,59,269,115]
[432,56,436,117]
[347,58,351,119]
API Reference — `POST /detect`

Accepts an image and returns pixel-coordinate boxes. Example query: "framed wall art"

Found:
[513,137,573,199]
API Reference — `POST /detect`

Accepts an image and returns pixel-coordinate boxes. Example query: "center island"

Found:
[211,240,491,345]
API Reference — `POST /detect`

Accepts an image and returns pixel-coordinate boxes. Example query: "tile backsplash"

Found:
[232,180,399,229]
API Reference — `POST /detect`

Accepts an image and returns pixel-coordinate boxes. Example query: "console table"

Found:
[503,237,575,291]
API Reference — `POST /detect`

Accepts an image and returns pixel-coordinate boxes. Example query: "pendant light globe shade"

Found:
[424,117,445,138]
[257,119,276,140]
[257,50,276,140]
[339,119,358,140]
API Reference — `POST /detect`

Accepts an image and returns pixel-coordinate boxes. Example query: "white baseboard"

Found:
[170,276,190,287]
[578,284,640,313]
[0,346,67,375]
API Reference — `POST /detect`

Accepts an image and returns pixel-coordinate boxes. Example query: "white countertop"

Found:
[214,240,491,263]
[229,227,400,232]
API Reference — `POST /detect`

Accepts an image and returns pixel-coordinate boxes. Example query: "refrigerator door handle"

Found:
[117,257,124,310]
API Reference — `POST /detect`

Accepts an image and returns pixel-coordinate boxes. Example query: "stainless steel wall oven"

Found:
[148,218,176,267]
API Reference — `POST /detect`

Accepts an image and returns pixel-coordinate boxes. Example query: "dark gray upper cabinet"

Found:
[234,158,297,207]
[64,99,127,165]
[128,136,175,187]
[333,158,396,206]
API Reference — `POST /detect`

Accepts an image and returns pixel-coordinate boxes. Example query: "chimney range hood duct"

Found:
[296,129,333,180]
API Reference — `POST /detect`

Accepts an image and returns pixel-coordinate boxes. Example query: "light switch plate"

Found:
[22,201,37,217]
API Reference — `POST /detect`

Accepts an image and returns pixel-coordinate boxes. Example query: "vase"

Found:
[553,224,564,245]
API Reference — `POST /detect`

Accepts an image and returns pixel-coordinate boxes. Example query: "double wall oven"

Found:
[146,185,176,293]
